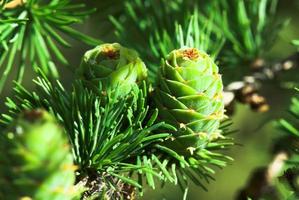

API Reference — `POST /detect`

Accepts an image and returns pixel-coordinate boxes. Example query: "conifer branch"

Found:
[0,0,101,94]
[3,0,296,198]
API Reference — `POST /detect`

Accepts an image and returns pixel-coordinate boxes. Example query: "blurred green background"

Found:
[1,0,299,199]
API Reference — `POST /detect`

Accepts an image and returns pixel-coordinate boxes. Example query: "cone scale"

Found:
[154,47,225,154]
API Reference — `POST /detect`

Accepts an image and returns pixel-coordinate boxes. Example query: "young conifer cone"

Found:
[76,43,147,96]
[154,47,225,155]
[0,109,76,200]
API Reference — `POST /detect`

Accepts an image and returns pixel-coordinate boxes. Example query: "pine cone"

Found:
[0,109,76,200]
[154,47,225,154]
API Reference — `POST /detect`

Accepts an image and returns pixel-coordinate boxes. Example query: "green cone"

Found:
[154,47,225,154]
[0,109,77,200]
[76,43,147,96]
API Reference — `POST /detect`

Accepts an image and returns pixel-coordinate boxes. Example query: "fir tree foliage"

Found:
[212,0,287,65]
[110,0,224,82]
[112,0,286,82]
[2,66,233,197]
[149,9,225,66]
[74,43,234,191]
[0,0,101,93]
[278,91,299,141]
[0,0,240,198]
[2,71,176,197]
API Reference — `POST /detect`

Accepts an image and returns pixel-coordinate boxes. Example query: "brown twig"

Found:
[224,52,299,115]
[252,52,299,81]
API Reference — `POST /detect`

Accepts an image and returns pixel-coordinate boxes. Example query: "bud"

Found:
[76,43,147,97]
